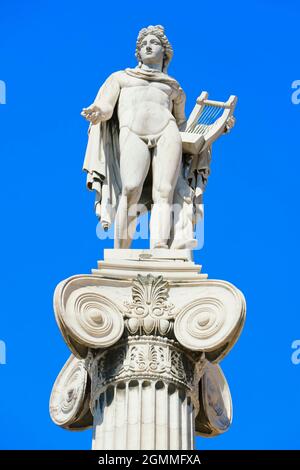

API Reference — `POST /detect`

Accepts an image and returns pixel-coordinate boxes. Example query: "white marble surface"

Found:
[50,24,243,450]
[50,249,246,449]
[81,25,236,250]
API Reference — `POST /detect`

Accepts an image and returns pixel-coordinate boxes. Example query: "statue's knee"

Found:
[122,184,140,200]
[153,184,173,203]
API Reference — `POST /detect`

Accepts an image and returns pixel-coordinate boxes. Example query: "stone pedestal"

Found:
[50,250,246,449]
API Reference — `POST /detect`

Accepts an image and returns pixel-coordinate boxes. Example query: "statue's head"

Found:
[135,25,173,73]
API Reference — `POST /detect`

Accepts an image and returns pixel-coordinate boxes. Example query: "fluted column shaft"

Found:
[89,335,200,450]
[92,380,194,450]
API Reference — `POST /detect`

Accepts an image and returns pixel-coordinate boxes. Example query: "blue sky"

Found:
[0,0,299,450]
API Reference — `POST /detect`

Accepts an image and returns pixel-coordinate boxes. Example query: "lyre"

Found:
[181,91,237,154]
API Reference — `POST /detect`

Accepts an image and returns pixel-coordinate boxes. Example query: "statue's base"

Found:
[93,249,207,281]
[50,249,246,450]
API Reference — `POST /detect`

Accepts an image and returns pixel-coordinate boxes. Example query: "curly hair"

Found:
[135,25,173,73]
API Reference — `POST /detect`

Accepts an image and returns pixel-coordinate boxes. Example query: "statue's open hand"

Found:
[81,105,102,124]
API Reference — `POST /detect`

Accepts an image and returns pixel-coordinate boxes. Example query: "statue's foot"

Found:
[152,242,169,249]
[171,239,198,249]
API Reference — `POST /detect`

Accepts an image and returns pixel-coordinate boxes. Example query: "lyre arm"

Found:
[186,91,208,130]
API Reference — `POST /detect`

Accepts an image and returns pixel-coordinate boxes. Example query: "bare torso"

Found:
[116,72,177,135]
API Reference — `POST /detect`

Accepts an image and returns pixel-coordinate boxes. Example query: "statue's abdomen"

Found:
[118,85,175,136]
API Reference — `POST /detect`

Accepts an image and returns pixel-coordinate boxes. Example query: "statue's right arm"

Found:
[81,73,121,124]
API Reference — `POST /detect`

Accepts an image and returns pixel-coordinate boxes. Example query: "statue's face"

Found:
[139,34,164,65]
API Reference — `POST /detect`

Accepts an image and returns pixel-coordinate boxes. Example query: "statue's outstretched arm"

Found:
[81,73,121,124]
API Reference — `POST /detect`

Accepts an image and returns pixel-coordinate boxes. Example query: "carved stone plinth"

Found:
[50,250,246,449]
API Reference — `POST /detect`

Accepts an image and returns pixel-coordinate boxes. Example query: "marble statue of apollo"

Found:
[51,26,244,451]
[81,25,209,249]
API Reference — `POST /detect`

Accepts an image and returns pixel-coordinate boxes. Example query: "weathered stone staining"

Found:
[50,25,245,450]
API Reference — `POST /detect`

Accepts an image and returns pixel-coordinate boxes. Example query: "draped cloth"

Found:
[83,112,120,226]
[83,67,211,248]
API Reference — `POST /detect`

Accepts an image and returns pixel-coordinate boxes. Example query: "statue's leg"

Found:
[150,122,182,248]
[115,128,150,248]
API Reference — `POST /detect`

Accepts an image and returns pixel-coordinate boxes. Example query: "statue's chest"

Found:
[120,86,172,111]
[122,78,173,98]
